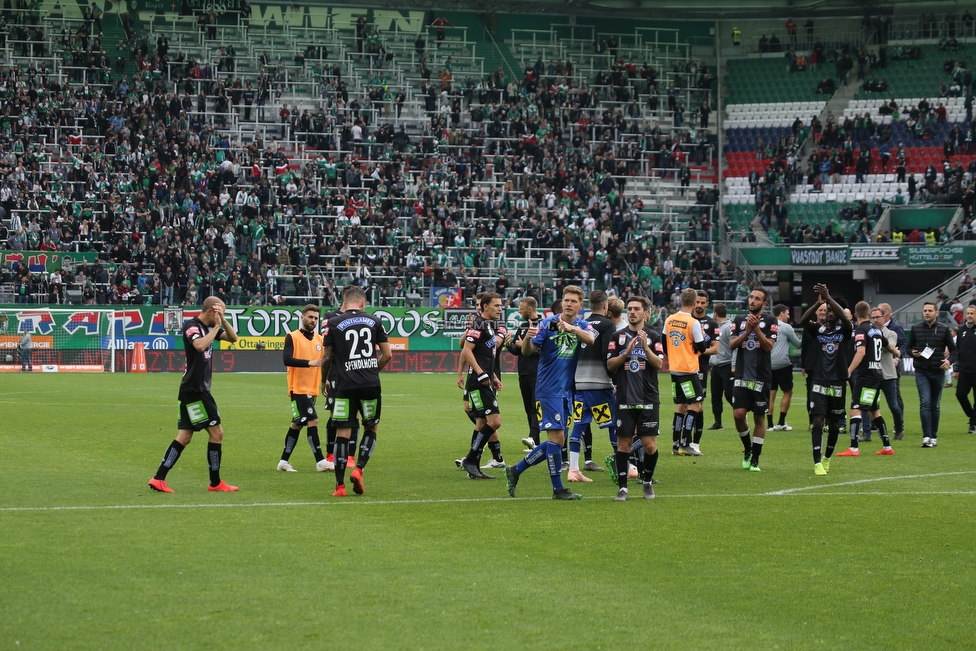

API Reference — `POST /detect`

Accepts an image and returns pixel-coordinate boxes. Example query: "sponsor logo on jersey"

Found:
[337,315,377,331]
[668,329,687,348]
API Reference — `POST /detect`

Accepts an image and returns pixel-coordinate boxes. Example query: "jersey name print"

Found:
[323,310,389,388]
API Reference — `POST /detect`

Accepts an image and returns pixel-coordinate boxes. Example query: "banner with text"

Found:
[789,247,849,266]
[901,245,967,268]
[0,306,533,352]
[848,246,901,263]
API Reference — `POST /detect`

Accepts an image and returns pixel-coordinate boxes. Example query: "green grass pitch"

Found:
[1,372,975,650]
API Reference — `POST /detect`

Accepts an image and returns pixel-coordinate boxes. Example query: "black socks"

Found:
[334,440,349,485]
[154,440,185,480]
[281,428,299,462]
[207,442,222,487]
[357,430,376,469]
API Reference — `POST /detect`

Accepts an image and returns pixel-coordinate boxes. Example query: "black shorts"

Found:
[465,382,499,417]
[731,380,771,414]
[332,386,382,427]
[290,393,318,425]
[671,372,705,405]
[809,382,846,418]
[616,404,660,438]
[177,391,221,431]
[771,366,794,392]
[698,369,709,397]
[851,382,882,411]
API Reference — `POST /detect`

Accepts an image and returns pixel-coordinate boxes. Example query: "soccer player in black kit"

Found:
[836,301,896,457]
[322,294,361,471]
[606,295,665,500]
[729,288,777,471]
[149,296,240,493]
[692,290,721,454]
[457,292,506,480]
[799,284,853,476]
[321,286,392,497]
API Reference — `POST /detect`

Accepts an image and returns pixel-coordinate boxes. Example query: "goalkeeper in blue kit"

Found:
[505,286,596,500]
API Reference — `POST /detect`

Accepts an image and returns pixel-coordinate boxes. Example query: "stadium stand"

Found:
[0,6,741,310]
[6,5,976,311]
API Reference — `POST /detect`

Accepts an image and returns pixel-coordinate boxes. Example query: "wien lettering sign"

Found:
[789,247,849,266]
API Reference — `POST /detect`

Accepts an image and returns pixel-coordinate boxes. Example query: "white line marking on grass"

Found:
[0,496,560,512]
[763,471,976,495]
[3,480,976,514]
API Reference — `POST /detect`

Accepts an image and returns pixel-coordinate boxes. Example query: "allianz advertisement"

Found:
[0,306,524,351]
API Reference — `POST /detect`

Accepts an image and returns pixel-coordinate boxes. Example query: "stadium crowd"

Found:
[0,7,739,312]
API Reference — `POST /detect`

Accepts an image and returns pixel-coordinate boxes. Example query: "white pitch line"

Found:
[2,480,976,513]
[763,470,976,495]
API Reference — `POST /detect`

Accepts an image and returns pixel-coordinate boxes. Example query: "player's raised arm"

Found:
[641,330,664,371]
[607,333,638,373]
[214,303,239,343]
[521,323,540,356]
[816,284,851,331]
[799,297,822,331]
[561,318,596,346]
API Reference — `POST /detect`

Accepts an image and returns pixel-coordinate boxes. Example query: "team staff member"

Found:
[878,302,907,439]
[506,297,541,450]
[768,304,802,431]
[664,288,707,456]
[568,290,617,482]
[321,285,392,496]
[954,305,976,434]
[505,285,595,500]
[730,288,777,471]
[277,304,332,473]
[691,291,720,451]
[873,308,904,440]
[907,302,956,448]
[708,302,733,430]
[799,284,852,476]
[149,296,240,493]
[606,296,665,500]
[457,292,506,479]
